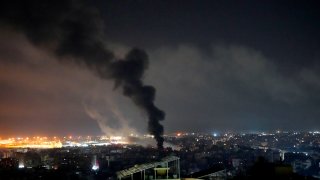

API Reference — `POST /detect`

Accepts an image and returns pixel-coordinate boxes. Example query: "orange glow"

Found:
[0,136,62,149]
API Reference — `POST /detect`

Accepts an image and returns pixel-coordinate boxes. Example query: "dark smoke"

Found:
[0,0,165,148]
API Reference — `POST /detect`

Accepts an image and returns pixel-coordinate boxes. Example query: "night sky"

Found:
[1,0,320,137]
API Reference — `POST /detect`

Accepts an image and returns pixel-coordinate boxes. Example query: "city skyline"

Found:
[1,0,320,137]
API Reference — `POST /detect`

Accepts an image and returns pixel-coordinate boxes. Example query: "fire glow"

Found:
[0,136,130,149]
[0,137,62,149]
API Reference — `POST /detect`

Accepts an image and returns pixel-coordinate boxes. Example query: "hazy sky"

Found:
[1,0,320,137]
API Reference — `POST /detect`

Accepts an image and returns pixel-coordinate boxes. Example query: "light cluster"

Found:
[0,137,62,149]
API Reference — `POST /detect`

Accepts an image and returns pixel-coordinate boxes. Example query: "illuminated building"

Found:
[18,158,25,169]
[92,155,99,171]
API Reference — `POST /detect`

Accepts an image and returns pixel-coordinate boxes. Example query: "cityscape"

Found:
[1,0,320,179]
[1,131,320,179]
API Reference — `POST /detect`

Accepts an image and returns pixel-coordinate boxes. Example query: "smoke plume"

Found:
[0,0,165,148]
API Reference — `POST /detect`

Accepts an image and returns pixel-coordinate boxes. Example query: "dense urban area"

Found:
[1,131,320,179]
